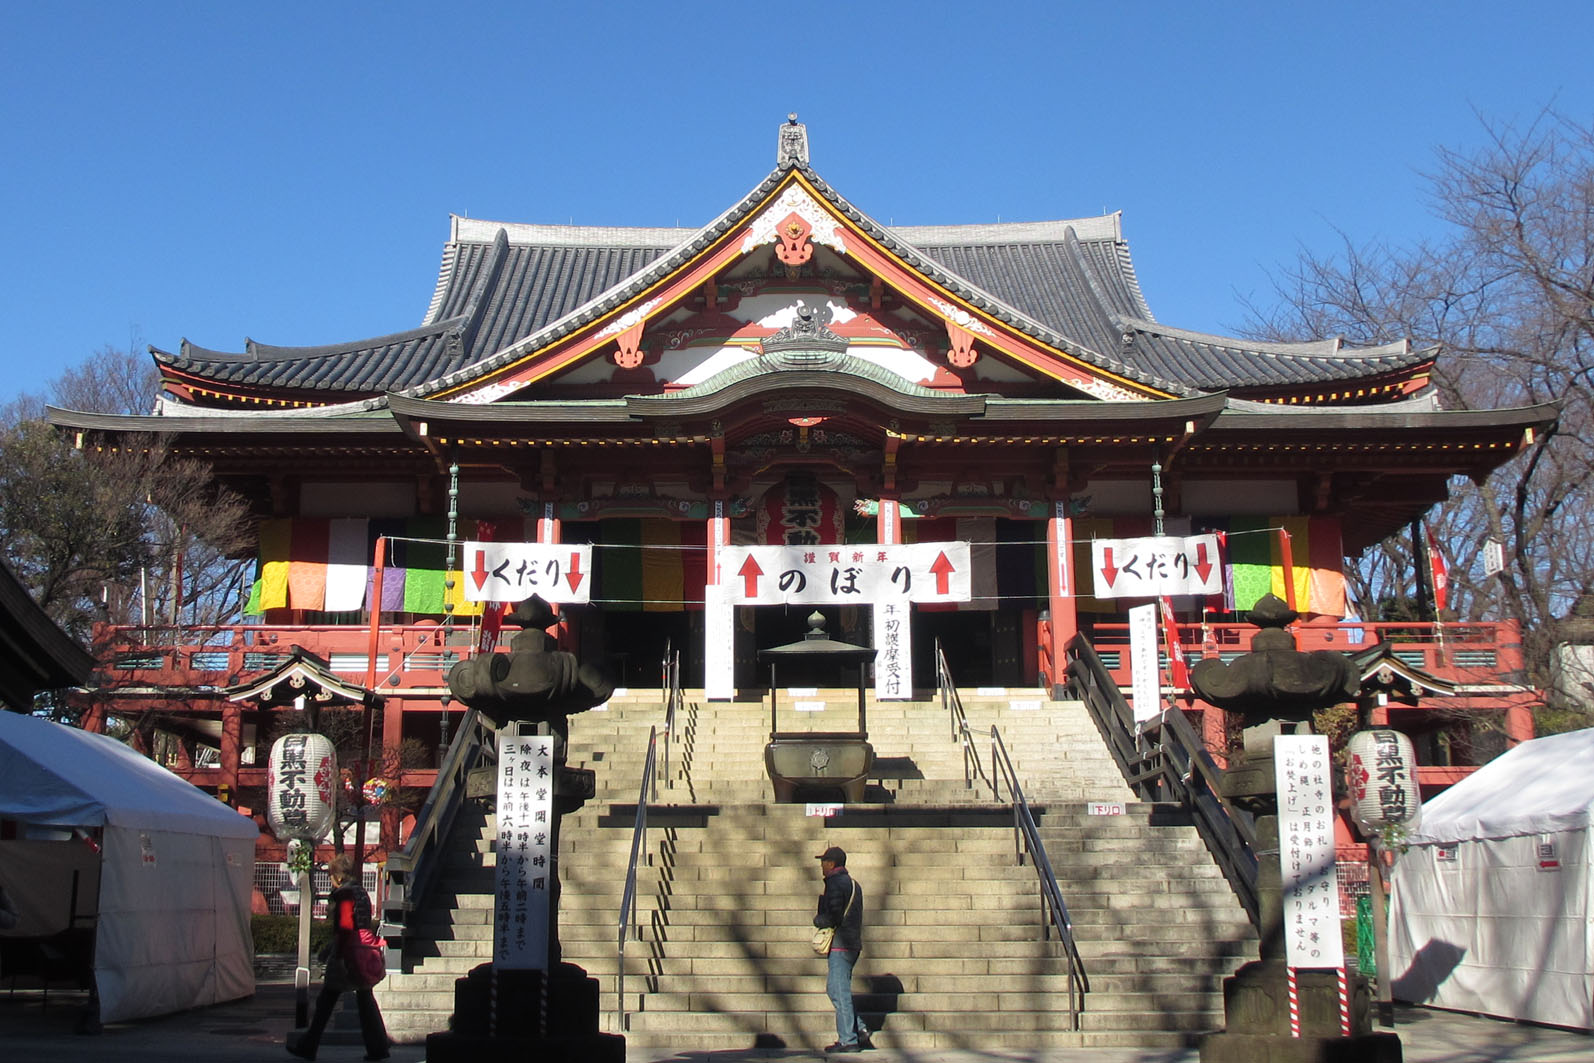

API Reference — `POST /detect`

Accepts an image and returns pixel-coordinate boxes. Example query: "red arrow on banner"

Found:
[1100,547,1119,588]
[470,548,489,591]
[1193,542,1213,584]
[565,551,585,593]
[929,551,956,596]
[738,555,764,598]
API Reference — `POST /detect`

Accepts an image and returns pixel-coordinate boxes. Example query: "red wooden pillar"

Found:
[1200,701,1228,769]
[80,702,107,734]
[1490,618,1534,745]
[1043,501,1079,696]
[219,703,242,797]
[380,694,404,853]
[1505,701,1535,746]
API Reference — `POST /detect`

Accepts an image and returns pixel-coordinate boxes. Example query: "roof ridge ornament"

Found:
[760,303,848,369]
[777,113,809,168]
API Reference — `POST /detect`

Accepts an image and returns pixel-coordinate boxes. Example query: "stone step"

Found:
[557,921,1243,946]
[620,987,1217,1015]
[618,1029,1198,1052]
[566,967,1224,994]
[375,685,1253,1049]
[619,1006,1216,1035]
[577,949,1249,977]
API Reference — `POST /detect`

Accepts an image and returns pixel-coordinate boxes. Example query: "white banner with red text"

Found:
[1089,534,1224,598]
[461,541,594,604]
[717,543,972,605]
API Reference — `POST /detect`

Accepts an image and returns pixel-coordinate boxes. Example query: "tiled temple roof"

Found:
[153,158,1429,405]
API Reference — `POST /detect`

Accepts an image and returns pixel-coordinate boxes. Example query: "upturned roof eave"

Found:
[979,391,1229,424]
[45,404,407,437]
[1123,319,1432,367]
[153,315,468,371]
[1206,400,1559,433]
[0,558,95,705]
[384,392,636,424]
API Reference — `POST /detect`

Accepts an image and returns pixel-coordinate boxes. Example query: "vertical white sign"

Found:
[873,600,912,699]
[494,733,555,971]
[1274,734,1345,968]
[704,581,734,701]
[1052,501,1071,596]
[1128,603,1160,725]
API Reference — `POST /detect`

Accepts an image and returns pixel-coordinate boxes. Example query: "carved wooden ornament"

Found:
[774,212,813,267]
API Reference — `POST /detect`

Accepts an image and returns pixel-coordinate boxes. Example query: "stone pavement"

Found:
[0,982,1588,1063]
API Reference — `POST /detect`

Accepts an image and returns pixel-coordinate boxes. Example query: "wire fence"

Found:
[253,861,382,919]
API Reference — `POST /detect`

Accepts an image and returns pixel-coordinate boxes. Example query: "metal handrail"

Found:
[934,639,992,792]
[1063,633,1259,926]
[659,640,681,790]
[933,641,1087,1031]
[381,708,496,962]
[985,725,1088,1026]
[615,726,661,1032]
[616,646,680,1031]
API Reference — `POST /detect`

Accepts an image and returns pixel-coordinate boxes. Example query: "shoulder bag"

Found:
[811,881,858,955]
[349,926,387,987]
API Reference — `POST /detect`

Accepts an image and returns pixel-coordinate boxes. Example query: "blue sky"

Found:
[3,2,1591,404]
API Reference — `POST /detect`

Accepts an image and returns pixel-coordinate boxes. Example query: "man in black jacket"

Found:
[813,846,872,1052]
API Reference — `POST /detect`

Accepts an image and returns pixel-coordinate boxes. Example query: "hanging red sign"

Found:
[756,476,843,546]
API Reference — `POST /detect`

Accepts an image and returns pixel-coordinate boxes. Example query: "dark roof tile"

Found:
[155,166,1429,401]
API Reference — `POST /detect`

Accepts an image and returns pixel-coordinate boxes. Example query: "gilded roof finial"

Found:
[777,113,809,168]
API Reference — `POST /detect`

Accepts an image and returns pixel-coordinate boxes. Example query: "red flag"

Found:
[475,520,506,654]
[1159,596,1191,690]
[1425,525,1449,613]
[1207,530,1231,613]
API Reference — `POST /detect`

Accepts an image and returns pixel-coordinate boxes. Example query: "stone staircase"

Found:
[374,688,1256,1050]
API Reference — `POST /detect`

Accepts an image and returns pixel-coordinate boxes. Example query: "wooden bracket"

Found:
[883,434,901,493]
[946,319,979,367]
[611,319,646,369]
[540,449,557,495]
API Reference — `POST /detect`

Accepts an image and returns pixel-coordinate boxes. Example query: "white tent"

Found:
[1389,728,1594,1030]
[0,712,258,1022]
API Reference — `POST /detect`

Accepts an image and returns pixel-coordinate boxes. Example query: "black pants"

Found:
[299,980,389,1059]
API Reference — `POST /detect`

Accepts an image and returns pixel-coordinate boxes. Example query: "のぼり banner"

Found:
[718,542,971,605]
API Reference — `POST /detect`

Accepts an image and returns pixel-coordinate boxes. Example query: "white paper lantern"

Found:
[1345,728,1421,833]
[267,733,338,841]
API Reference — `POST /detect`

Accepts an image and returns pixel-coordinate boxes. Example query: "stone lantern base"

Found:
[1199,961,1401,1063]
[425,962,625,1063]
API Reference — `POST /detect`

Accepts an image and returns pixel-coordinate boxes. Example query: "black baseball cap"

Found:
[815,846,846,864]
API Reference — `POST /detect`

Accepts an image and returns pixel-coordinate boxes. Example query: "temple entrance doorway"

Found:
[910,608,1034,688]
[582,609,701,690]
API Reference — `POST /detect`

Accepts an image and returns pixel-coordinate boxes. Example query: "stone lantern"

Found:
[1192,594,1401,1063]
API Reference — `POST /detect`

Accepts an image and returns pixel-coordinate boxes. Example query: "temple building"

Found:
[50,117,1550,854]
